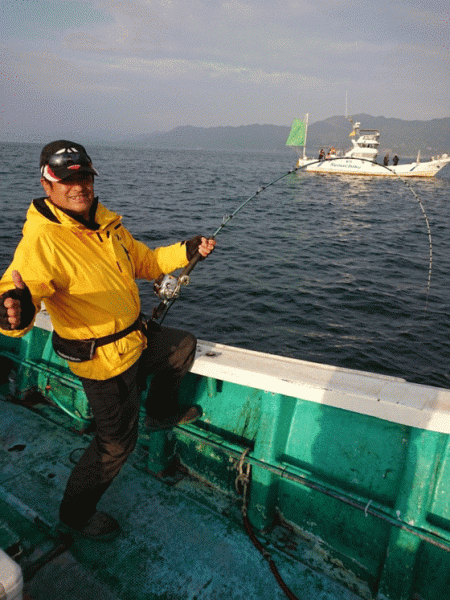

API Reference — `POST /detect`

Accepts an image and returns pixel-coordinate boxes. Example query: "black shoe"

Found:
[59,511,120,540]
[146,406,201,432]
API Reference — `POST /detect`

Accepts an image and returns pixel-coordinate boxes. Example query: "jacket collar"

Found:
[32,197,120,231]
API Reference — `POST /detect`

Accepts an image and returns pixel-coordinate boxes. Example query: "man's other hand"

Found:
[0,270,36,330]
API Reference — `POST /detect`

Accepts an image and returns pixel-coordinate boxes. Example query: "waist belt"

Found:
[52,316,144,363]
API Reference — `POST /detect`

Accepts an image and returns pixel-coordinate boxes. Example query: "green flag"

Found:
[286,119,306,146]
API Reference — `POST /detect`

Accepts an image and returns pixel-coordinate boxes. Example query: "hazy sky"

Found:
[1,0,448,142]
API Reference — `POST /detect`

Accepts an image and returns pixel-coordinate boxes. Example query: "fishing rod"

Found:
[151,158,433,324]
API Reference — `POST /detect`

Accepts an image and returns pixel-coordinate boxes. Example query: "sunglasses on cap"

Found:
[41,148,99,182]
[47,151,93,169]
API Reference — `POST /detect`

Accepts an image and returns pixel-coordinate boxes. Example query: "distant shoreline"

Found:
[1,111,449,160]
[0,139,444,163]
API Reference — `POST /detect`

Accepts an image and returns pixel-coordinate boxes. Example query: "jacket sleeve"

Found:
[121,229,189,280]
[0,232,60,337]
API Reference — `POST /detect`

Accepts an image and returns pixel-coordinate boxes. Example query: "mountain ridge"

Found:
[127,115,450,157]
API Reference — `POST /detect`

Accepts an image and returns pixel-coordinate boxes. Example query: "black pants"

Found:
[59,326,196,527]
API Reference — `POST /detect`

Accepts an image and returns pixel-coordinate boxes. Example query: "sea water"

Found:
[1,142,449,389]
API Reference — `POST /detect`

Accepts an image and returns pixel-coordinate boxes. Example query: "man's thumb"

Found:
[12,270,25,290]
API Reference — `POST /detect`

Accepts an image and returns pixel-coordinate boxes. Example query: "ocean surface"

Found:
[1,142,450,389]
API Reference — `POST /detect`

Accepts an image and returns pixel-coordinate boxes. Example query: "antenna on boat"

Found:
[345,92,353,126]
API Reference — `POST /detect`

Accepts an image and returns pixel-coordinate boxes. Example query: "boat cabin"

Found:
[345,123,380,162]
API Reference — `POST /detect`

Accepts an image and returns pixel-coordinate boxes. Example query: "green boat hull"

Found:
[1,313,450,600]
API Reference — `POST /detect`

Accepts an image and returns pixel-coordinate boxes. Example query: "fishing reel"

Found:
[153,273,190,302]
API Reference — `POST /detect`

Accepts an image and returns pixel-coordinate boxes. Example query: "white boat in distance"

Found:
[287,117,450,177]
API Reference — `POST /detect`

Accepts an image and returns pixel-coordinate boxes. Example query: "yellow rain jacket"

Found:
[0,197,189,380]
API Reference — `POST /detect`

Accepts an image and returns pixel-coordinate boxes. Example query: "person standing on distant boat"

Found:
[0,140,216,541]
[393,154,399,166]
[384,153,389,166]
[318,148,325,161]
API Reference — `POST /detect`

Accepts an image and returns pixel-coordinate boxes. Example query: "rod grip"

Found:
[180,251,203,277]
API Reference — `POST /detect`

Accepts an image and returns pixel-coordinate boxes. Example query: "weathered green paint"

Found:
[378,430,450,599]
[428,436,450,530]
[1,400,362,600]
[175,373,450,599]
[1,325,450,599]
[145,429,176,475]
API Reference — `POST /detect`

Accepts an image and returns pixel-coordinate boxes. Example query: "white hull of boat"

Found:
[288,117,450,178]
[296,156,450,177]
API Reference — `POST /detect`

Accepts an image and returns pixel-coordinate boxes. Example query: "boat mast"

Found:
[303,113,308,159]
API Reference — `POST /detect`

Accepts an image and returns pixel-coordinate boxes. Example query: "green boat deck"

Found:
[1,394,360,600]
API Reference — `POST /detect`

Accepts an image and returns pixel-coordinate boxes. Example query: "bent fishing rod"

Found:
[151,158,433,324]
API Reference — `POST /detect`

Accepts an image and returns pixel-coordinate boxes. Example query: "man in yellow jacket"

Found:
[0,140,216,540]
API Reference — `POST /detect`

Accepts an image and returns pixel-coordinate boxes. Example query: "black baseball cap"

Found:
[40,140,99,182]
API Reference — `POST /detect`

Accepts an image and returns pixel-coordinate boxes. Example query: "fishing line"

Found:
[152,158,433,323]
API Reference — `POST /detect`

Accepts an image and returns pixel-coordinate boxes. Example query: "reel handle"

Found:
[151,251,202,322]
[152,239,214,323]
